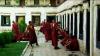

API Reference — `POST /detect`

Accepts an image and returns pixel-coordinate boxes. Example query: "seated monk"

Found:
[64,36,79,51]
[58,28,69,46]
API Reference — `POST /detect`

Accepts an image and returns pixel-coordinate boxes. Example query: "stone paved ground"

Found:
[24,29,85,56]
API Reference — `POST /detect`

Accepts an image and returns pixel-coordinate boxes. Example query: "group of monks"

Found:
[12,21,39,46]
[40,19,79,50]
[12,19,79,51]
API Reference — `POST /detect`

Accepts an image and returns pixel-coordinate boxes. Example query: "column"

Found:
[77,12,80,39]
[73,12,75,36]
[69,12,72,35]
[61,15,63,29]
[65,13,68,31]
[83,9,87,53]
[93,6,98,56]
[90,0,94,56]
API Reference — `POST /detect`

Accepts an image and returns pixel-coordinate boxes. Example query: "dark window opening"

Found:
[5,0,11,6]
[47,16,56,23]
[34,0,39,6]
[20,0,25,6]
[32,16,40,26]
[86,10,90,56]
[67,14,69,34]
[74,12,77,37]
[1,15,10,26]
[71,13,73,36]
[96,6,100,49]
[79,11,83,40]
[63,15,64,29]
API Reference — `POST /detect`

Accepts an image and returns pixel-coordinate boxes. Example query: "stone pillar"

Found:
[69,10,72,35]
[93,5,98,56]
[83,3,89,54]
[90,0,94,56]
[65,12,68,31]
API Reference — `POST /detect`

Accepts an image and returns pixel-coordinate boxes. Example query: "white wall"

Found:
[0,7,57,32]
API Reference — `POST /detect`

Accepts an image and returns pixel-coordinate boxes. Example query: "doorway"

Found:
[47,16,56,23]
[32,16,40,27]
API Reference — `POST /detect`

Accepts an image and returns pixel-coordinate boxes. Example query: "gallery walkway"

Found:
[24,30,85,56]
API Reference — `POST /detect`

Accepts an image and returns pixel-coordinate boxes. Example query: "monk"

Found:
[58,29,69,46]
[43,19,51,42]
[64,35,79,51]
[40,21,45,33]
[12,21,20,42]
[26,21,39,47]
[51,20,60,49]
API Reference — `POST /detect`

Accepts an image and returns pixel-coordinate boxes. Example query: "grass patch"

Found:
[0,42,27,56]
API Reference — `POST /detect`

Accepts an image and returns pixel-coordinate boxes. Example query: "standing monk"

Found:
[51,20,60,49]
[26,21,39,47]
[44,19,51,42]
[12,21,20,42]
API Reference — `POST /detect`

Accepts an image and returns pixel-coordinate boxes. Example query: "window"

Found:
[96,6,100,49]
[63,15,64,29]
[71,13,73,36]
[20,0,25,6]
[1,15,10,26]
[34,0,39,6]
[5,0,11,6]
[25,0,34,6]
[79,11,83,40]
[67,14,69,33]
[74,12,77,37]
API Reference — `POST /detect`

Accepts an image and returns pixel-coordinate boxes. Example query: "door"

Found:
[32,16,40,26]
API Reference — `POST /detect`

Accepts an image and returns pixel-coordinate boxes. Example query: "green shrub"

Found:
[0,33,5,47]
[0,32,13,48]
[19,20,27,33]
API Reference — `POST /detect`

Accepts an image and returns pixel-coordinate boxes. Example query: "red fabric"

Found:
[27,24,38,44]
[51,22,58,47]
[70,36,79,51]
[64,36,79,51]
[43,22,51,41]
[12,22,20,41]
[60,31,69,46]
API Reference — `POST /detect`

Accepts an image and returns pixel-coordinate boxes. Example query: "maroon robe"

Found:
[12,22,20,41]
[51,22,59,47]
[27,24,38,45]
[69,36,79,51]
[64,36,79,51]
[43,22,51,41]
[60,30,69,46]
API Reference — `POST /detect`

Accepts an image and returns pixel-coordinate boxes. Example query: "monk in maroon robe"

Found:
[40,21,45,33]
[12,21,20,41]
[26,21,39,46]
[51,20,60,49]
[64,36,79,51]
[43,20,51,42]
[59,29,69,46]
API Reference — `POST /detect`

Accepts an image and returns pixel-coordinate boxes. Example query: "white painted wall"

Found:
[0,7,57,32]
